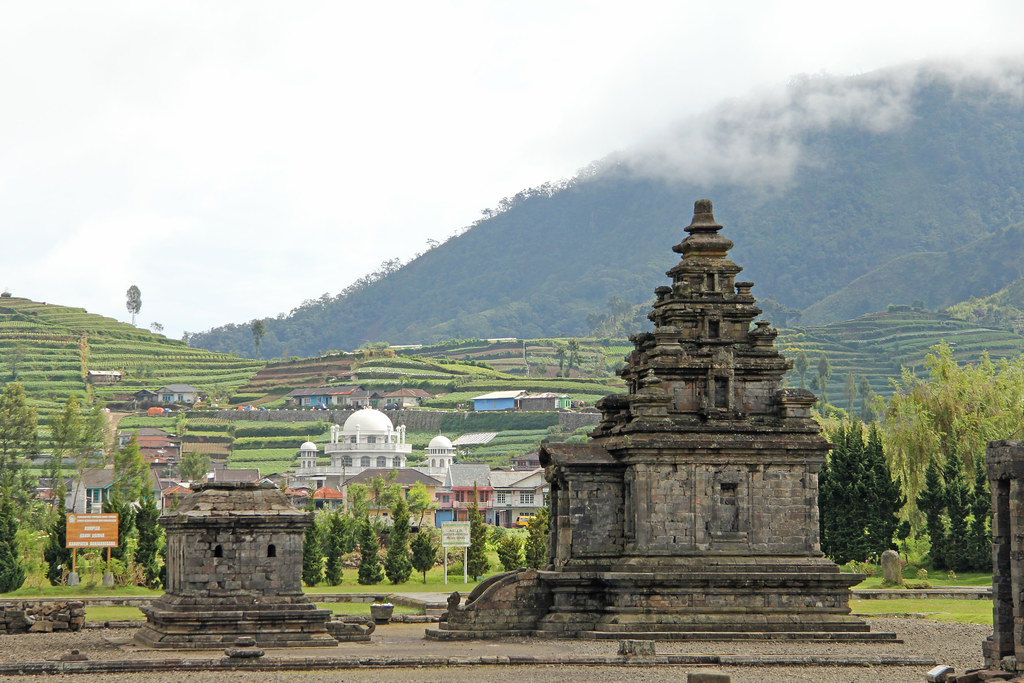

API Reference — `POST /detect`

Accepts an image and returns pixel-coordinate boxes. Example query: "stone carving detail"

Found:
[429,200,893,641]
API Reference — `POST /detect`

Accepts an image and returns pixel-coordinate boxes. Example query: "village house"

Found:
[383,387,432,408]
[285,385,359,407]
[87,370,123,384]
[471,390,527,412]
[518,392,571,411]
[156,384,201,405]
[488,468,548,528]
[435,464,494,524]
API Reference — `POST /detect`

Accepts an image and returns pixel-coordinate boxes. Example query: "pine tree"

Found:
[113,434,148,502]
[43,491,72,585]
[0,487,26,592]
[865,424,904,557]
[302,500,323,587]
[410,529,439,583]
[102,496,136,564]
[384,496,412,584]
[135,492,162,587]
[466,489,489,580]
[817,353,832,405]
[844,371,857,415]
[918,458,947,569]
[943,455,970,572]
[819,422,871,563]
[496,534,524,571]
[356,519,384,585]
[968,456,992,571]
[524,506,550,568]
[324,511,344,586]
[794,350,808,389]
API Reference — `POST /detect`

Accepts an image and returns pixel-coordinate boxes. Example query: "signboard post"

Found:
[66,513,119,582]
[440,521,471,585]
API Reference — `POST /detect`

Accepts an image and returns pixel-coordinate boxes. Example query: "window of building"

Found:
[267,544,276,558]
[708,319,720,338]
[376,456,386,467]
[361,456,370,467]
[343,456,352,467]
[214,545,223,558]
[393,457,401,467]
[350,436,357,443]
[719,482,738,532]
[519,491,534,505]
[715,377,729,409]
[496,492,506,505]
[368,435,376,444]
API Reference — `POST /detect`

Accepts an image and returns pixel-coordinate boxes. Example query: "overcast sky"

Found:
[2,1,1023,341]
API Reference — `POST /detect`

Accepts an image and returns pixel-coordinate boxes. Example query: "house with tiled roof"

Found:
[383,387,432,408]
[156,384,201,404]
[312,486,345,510]
[436,464,494,524]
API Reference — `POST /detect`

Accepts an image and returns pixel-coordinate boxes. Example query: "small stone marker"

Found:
[618,639,655,657]
[225,636,264,659]
[101,572,114,587]
[687,674,730,683]
[66,572,79,586]
[881,549,902,584]
[926,665,954,682]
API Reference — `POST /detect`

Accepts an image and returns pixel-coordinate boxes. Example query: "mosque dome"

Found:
[300,441,317,452]
[343,408,394,433]
[428,435,454,451]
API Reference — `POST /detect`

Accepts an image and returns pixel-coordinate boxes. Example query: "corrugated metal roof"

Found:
[472,390,527,401]
[451,432,497,446]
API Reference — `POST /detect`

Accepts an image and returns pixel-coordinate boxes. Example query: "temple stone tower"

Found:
[135,481,336,649]
[429,200,893,641]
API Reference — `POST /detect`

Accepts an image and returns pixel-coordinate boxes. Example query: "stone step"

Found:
[577,630,901,642]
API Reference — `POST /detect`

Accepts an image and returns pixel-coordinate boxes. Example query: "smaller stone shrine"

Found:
[983,439,1024,670]
[135,481,336,649]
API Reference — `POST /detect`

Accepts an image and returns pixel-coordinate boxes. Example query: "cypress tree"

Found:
[918,458,947,569]
[865,424,904,557]
[497,534,524,571]
[410,528,439,583]
[384,496,412,584]
[135,492,162,588]
[819,422,871,563]
[301,499,323,587]
[44,492,72,585]
[356,519,384,585]
[102,496,136,564]
[324,511,344,586]
[466,489,489,580]
[524,506,549,569]
[0,487,26,592]
[943,455,970,572]
[968,456,992,571]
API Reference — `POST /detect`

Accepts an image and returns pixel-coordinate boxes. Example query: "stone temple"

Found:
[430,199,894,641]
[135,481,336,649]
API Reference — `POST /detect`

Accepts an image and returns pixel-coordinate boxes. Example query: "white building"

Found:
[293,408,412,489]
[416,434,457,480]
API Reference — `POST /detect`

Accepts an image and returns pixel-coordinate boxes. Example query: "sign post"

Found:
[66,513,118,586]
[440,521,471,585]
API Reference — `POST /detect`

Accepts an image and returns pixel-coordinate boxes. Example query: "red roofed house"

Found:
[313,486,345,510]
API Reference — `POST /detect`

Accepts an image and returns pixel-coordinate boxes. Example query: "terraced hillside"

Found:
[779,309,1024,415]
[0,296,263,450]
[230,354,359,406]
[402,338,629,377]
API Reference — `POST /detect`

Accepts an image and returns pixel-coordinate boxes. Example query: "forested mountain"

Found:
[190,64,1024,357]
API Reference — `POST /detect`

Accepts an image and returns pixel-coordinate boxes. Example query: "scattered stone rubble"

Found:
[0,601,85,634]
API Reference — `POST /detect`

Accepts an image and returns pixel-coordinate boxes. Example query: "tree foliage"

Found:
[44,494,72,585]
[0,491,25,592]
[524,506,550,569]
[323,511,344,586]
[496,534,524,571]
[356,519,384,585]
[177,452,211,483]
[125,285,142,326]
[883,342,1024,511]
[302,499,323,587]
[410,528,439,582]
[0,382,38,507]
[135,491,163,588]
[466,489,489,580]
[112,434,149,502]
[384,496,412,584]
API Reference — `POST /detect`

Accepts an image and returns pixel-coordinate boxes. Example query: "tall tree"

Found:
[555,345,567,376]
[0,382,38,506]
[356,518,384,585]
[406,481,434,528]
[112,434,149,502]
[917,459,947,569]
[524,506,549,569]
[135,491,163,587]
[794,350,808,389]
[466,488,489,580]
[819,422,871,563]
[125,285,142,326]
[883,343,1024,512]
[858,375,876,422]
[566,338,582,376]
[5,343,26,381]
[302,498,324,587]
[817,353,832,405]
[943,454,970,572]
[864,424,904,557]
[323,511,344,586]
[384,495,412,584]
[844,371,857,415]
[968,457,992,571]
[410,528,439,583]
[43,493,72,585]
[0,489,25,592]
[177,452,211,483]
[102,495,136,564]
[251,319,266,359]
[496,534,524,571]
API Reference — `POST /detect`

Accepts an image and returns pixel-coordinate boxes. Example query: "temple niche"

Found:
[429,200,895,641]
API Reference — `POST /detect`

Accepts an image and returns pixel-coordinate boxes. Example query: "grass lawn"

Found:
[851,598,993,625]
[85,602,422,622]
[304,566,484,593]
[2,585,163,598]
[851,571,992,589]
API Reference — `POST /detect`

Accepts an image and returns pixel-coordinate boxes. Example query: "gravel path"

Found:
[0,618,993,683]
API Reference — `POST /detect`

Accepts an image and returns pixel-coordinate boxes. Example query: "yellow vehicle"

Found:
[515,514,537,527]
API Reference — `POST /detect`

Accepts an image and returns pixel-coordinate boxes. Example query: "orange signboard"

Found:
[66,513,119,548]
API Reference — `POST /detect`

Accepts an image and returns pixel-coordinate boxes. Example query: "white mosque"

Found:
[292,408,455,489]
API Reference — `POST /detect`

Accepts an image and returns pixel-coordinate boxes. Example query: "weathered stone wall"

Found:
[565,472,624,558]
[0,601,84,633]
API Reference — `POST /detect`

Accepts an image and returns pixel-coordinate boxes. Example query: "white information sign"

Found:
[441,521,471,584]
[441,521,471,547]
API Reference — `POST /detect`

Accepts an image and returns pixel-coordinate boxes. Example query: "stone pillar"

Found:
[984,440,1024,669]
